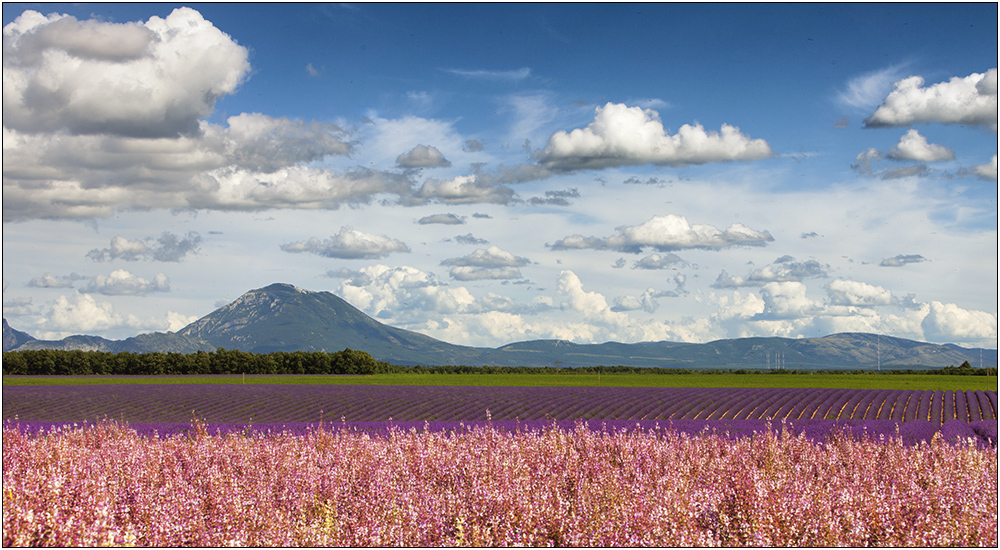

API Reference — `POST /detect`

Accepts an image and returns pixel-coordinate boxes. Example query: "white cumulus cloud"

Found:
[921,301,998,343]
[396,144,452,168]
[413,175,515,205]
[610,286,681,313]
[755,282,821,320]
[550,214,773,253]
[632,252,688,270]
[337,264,477,322]
[3,104,377,222]
[441,246,530,268]
[1,8,384,222]
[36,293,123,334]
[280,227,410,259]
[32,292,182,338]
[886,129,955,162]
[712,258,828,288]
[27,272,86,289]
[441,246,530,281]
[81,270,170,296]
[87,232,202,262]
[538,102,773,171]
[864,69,998,132]
[825,279,893,307]
[3,8,250,138]
[557,270,630,331]
[971,154,998,182]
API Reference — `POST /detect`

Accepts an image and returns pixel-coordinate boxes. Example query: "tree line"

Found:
[2,349,994,376]
[1,348,381,376]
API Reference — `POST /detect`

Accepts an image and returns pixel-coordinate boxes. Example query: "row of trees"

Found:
[936,361,997,376]
[3,349,994,376]
[1,348,380,376]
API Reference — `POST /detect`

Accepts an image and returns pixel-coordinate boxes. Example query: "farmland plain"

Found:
[3,372,997,391]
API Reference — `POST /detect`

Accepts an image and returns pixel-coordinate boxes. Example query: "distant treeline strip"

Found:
[2,348,380,376]
[2,349,996,376]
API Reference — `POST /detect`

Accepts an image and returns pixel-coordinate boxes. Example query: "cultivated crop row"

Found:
[4,385,996,425]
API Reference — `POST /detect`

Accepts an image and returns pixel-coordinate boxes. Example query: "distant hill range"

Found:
[4,283,996,370]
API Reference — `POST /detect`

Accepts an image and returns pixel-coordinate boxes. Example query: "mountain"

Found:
[4,283,997,369]
[177,283,483,364]
[3,318,35,350]
[9,330,213,354]
[490,333,996,370]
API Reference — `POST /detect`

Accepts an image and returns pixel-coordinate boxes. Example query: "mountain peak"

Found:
[3,318,37,350]
[257,282,310,294]
[177,283,451,357]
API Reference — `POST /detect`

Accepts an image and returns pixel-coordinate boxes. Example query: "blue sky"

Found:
[3,3,997,350]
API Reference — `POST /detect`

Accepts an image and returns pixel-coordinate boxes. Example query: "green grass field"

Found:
[4,373,997,391]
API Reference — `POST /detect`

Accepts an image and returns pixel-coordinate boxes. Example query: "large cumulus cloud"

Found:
[32,292,190,338]
[1,8,405,222]
[336,264,478,322]
[922,301,998,343]
[2,113,384,220]
[864,69,998,132]
[3,8,250,138]
[537,102,774,171]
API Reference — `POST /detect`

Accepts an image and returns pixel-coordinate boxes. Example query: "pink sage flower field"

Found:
[3,384,997,547]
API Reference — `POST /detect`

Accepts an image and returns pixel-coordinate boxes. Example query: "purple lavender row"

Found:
[4,385,997,425]
[4,418,996,449]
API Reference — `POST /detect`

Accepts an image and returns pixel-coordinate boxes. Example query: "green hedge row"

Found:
[1,348,381,376]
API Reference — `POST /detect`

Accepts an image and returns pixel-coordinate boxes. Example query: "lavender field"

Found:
[4,384,997,546]
[5,384,997,425]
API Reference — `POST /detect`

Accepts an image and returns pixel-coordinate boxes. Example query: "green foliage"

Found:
[936,360,997,376]
[2,348,379,376]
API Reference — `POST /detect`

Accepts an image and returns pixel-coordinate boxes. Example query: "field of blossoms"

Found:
[3,382,998,546]
[4,419,997,547]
